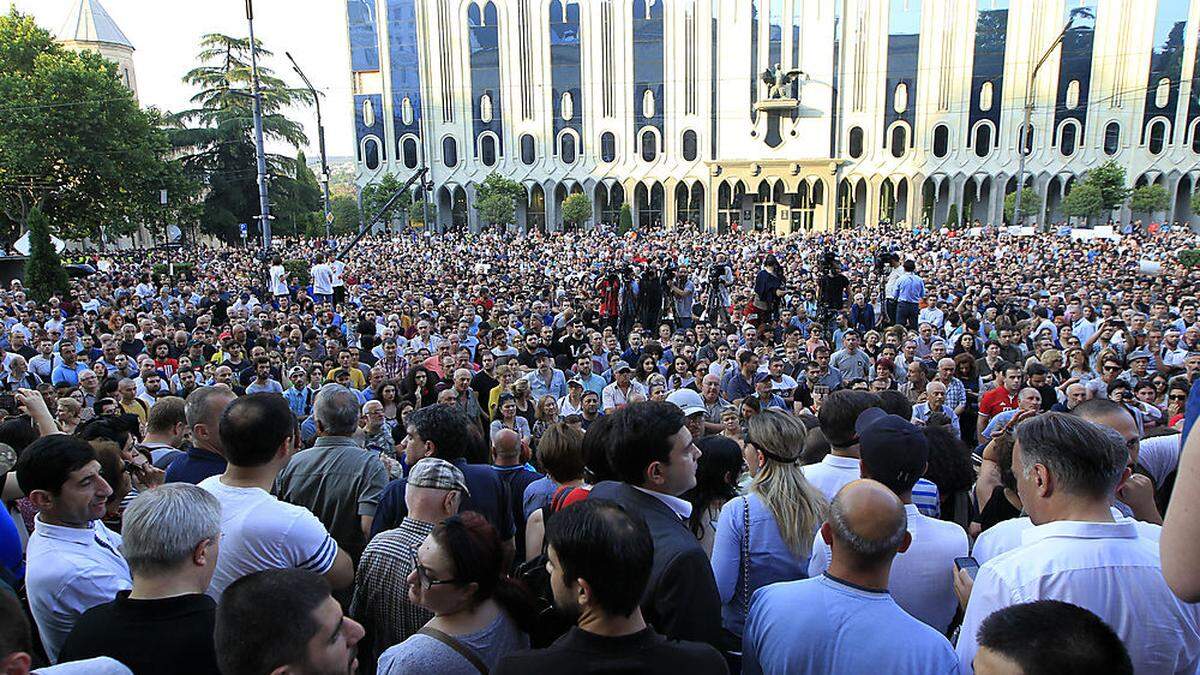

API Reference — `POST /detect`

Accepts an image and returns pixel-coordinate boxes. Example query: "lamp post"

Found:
[245,0,272,259]
[1013,15,1077,228]
[286,52,333,242]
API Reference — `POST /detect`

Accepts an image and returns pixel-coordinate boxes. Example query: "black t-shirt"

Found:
[58,591,218,675]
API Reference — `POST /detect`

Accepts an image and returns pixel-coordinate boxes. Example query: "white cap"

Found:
[666,388,706,416]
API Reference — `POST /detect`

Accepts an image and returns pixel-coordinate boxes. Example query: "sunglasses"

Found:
[1169,394,1188,401]
[1103,366,1122,372]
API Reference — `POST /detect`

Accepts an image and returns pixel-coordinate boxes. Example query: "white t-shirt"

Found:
[199,476,339,599]
[311,263,334,295]
[331,260,346,288]
[1138,434,1182,488]
[802,455,862,502]
[269,264,288,296]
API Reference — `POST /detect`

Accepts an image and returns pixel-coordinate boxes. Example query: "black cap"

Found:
[855,408,929,494]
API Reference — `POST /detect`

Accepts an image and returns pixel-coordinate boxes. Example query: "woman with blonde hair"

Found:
[530,394,560,449]
[487,363,517,416]
[710,409,828,642]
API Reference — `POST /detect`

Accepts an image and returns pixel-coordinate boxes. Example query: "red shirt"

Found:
[979,386,1018,417]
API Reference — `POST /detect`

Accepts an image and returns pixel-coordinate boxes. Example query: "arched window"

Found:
[479,135,497,167]
[362,98,375,127]
[931,124,948,158]
[682,130,698,161]
[560,133,577,164]
[364,138,381,170]
[889,125,907,158]
[1059,122,1078,156]
[847,126,863,158]
[973,124,992,158]
[1192,122,1200,154]
[1148,120,1166,155]
[401,137,419,169]
[442,136,458,168]
[520,134,536,165]
[641,130,658,162]
[600,132,616,162]
[1103,122,1120,156]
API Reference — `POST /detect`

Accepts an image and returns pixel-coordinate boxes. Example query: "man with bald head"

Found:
[449,367,486,432]
[1051,381,1089,413]
[934,357,967,418]
[743,479,957,674]
[490,427,542,556]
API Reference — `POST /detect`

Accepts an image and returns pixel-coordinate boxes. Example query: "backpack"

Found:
[514,485,587,647]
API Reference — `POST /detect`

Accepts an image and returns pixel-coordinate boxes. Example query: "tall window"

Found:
[442,136,458,167]
[1103,122,1120,155]
[931,124,948,157]
[682,130,698,161]
[600,132,616,162]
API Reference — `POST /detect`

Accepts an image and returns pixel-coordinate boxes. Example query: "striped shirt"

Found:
[350,517,436,670]
[911,478,941,519]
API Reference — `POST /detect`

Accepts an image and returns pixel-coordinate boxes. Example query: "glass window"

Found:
[932,124,948,158]
[1059,122,1077,156]
[443,136,458,167]
[973,124,992,158]
[561,134,577,164]
[1148,120,1166,155]
[401,137,419,169]
[848,126,863,158]
[641,130,657,161]
[1104,122,1120,155]
[1192,123,1200,154]
[520,134,536,165]
[364,138,381,170]
[601,132,616,162]
[480,135,497,167]
[890,125,907,158]
[1018,123,1034,155]
[682,130,698,161]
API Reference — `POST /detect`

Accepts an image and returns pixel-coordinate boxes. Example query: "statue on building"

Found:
[761,63,805,101]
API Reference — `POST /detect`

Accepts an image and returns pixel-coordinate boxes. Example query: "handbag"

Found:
[740,495,751,614]
[417,627,489,674]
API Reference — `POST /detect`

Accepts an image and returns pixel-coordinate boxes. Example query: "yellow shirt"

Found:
[327,367,366,390]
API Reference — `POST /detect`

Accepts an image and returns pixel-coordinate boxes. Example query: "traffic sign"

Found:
[239,223,248,238]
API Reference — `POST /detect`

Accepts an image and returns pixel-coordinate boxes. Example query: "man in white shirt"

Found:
[955,413,1200,673]
[310,254,334,304]
[200,393,354,599]
[804,390,880,500]
[601,361,646,414]
[808,408,967,633]
[17,435,133,663]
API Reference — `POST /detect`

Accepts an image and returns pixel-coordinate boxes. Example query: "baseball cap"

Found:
[855,408,929,494]
[753,372,773,385]
[567,377,583,388]
[1127,349,1151,362]
[532,347,553,359]
[613,360,633,373]
[666,388,706,416]
[407,458,470,496]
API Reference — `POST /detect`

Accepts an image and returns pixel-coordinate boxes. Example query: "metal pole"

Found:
[246,0,272,259]
[1013,17,1075,228]
[286,52,333,242]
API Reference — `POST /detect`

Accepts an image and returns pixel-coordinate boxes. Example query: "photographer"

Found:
[705,254,734,325]
[751,255,786,328]
[668,266,697,330]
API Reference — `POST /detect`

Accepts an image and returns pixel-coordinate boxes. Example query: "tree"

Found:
[272,150,322,237]
[170,34,309,241]
[408,200,437,227]
[1062,183,1104,223]
[475,173,523,229]
[321,194,360,237]
[945,204,959,229]
[1130,184,1170,215]
[1190,191,1200,217]
[561,193,592,229]
[23,208,68,303]
[1003,188,1040,223]
[360,173,411,229]
[619,204,633,234]
[1081,160,1131,213]
[0,11,197,244]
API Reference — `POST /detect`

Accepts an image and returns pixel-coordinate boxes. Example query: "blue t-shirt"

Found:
[164,445,227,485]
[371,458,515,540]
[743,574,958,675]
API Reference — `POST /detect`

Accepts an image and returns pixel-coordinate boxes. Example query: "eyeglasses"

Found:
[411,553,460,590]
[1169,394,1188,401]
[1103,366,1122,372]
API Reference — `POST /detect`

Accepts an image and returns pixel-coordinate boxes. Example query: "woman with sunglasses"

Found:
[378,512,535,674]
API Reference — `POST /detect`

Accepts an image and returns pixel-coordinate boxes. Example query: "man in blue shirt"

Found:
[894,260,926,330]
[164,387,236,485]
[742,479,957,674]
[49,344,89,388]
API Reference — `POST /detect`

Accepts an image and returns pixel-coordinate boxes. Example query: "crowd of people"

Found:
[0,221,1198,674]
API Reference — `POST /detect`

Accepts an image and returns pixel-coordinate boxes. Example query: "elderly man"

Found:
[449,367,486,430]
[934,357,967,417]
[980,387,1043,440]
[911,381,960,434]
[59,485,222,673]
[1051,381,1090,412]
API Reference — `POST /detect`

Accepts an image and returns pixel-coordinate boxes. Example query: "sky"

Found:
[13,0,357,159]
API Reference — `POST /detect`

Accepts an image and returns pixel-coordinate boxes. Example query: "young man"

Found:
[804,390,881,501]
[496,500,727,674]
[973,601,1132,675]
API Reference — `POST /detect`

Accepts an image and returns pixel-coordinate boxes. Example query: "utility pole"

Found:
[246,0,272,259]
[286,52,333,243]
[1014,15,1077,229]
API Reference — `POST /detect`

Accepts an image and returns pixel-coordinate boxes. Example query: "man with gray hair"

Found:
[955,413,1200,674]
[165,385,237,485]
[743,479,957,674]
[277,384,388,563]
[58,484,222,673]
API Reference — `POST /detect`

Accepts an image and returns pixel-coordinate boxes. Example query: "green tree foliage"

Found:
[0,11,196,244]
[1190,191,1200,217]
[360,172,412,229]
[1062,183,1104,222]
[170,34,308,241]
[408,200,437,227]
[1130,184,1170,215]
[1082,160,1131,212]
[561,193,592,228]
[475,174,523,228]
[273,150,322,237]
[23,208,68,302]
[321,194,360,237]
[945,204,959,228]
[619,204,633,234]
[1003,188,1040,223]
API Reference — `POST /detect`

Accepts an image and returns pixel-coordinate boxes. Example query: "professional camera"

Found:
[872,246,897,275]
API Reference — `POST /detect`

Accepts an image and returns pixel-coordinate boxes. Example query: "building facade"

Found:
[57,0,138,101]
[346,0,1200,232]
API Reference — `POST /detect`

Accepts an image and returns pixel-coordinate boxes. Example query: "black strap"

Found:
[417,627,489,674]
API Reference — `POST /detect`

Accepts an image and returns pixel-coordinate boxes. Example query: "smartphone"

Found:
[954,556,980,580]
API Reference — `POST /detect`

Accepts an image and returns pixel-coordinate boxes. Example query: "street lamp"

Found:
[245,0,272,261]
[1013,14,1078,228]
[286,51,334,242]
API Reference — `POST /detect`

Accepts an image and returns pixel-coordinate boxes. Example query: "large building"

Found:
[345,0,1200,233]
[56,0,138,101]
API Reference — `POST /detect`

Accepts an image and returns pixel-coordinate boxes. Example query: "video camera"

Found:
[872,246,898,275]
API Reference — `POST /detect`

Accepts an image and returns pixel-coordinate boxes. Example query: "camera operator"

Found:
[667,265,697,329]
[751,254,787,329]
[705,254,734,326]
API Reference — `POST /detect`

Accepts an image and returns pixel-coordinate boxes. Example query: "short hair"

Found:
[147,396,187,434]
[1014,412,1127,499]
[546,499,653,618]
[185,386,235,431]
[219,394,296,467]
[536,423,585,483]
[817,390,881,448]
[15,434,96,495]
[977,600,1133,675]
[406,404,469,461]
[877,390,913,420]
[828,484,907,563]
[0,590,32,657]
[313,384,360,436]
[606,401,686,486]
[216,569,333,675]
[122,484,221,577]
[1072,398,1138,428]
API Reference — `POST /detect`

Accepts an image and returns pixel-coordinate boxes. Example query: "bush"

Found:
[1180,249,1200,268]
[151,262,195,280]
[284,259,311,287]
[618,204,633,235]
[24,208,68,303]
[945,204,959,229]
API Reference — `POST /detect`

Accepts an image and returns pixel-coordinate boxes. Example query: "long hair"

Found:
[432,512,537,633]
[681,436,743,540]
[747,410,828,557]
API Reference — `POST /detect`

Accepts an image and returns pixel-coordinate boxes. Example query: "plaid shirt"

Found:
[941,376,967,412]
[349,517,434,670]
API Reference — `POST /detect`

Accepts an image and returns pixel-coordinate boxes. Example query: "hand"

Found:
[953,567,975,610]
[1117,473,1161,523]
[15,388,50,419]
